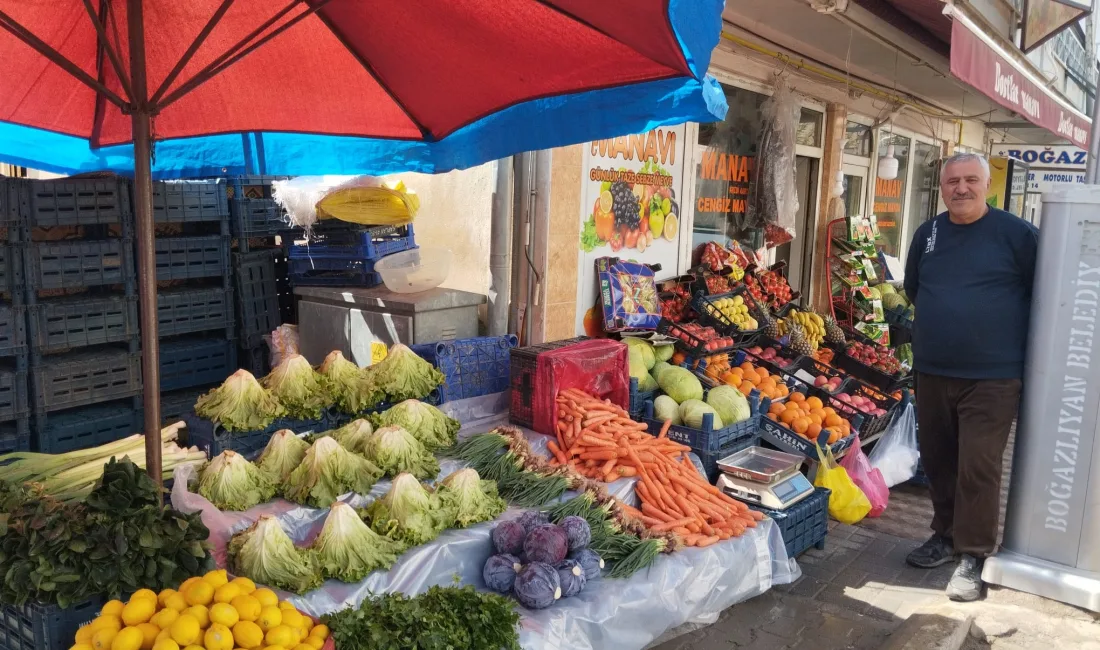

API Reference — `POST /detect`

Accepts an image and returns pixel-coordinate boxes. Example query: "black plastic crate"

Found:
[160,337,236,392]
[0,597,105,650]
[233,250,281,348]
[411,335,517,402]
[758,396,860,461]
[287,258,383,287]
[158,287,234,337]
[32,401,142,454]
[26,240,132,290]
[747,487,830,558]
[0,244,24,294]
[161,387,207,425]
[184,411,328,459]
[0,365,29,422]
[288,223,416,261]
[0,418,29,453]
[230,197,287,239]
[27,294,137,354]
[657,318,739,359]
[31,347,142,412]
[153,179,229,223]
[155,235,230,281]
[691,287,764,343]
[25,177,130,226]
[238,342,270,377]
[226,175,288,200]
[1,177,25,226]
[508,337,590,429]
[0,303,27,357]
[830,346,909,392]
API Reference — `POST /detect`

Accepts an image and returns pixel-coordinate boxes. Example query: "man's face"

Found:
[939,158,990,217]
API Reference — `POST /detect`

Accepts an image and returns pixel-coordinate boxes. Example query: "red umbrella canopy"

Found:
[0,0,705,150]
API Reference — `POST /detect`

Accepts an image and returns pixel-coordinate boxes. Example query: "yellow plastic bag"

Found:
[316,180,421,226]
[814,444,872,524]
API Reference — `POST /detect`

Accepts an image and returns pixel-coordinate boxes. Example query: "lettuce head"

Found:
[324,418,374,454]
[361,425,440,480]
[437,468,506,528]
[227,515,322,594]
[370,344,444,402]
[371,399,459,450]
[197,450,278,511]
[262,354,332,420]
[319,350,384,414]
[194,369,286,432]
[282,436,383,507]
[311,502,405,583]
[257,429,310,482]
[361,473,454,546]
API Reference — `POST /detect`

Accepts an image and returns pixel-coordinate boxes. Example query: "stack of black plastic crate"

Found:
[0,178,29,453]
[151,180,237,425]
[229,176,289,376]
[19,177,142,454]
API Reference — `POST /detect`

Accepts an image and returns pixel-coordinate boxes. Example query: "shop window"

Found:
[902,142,940,257]
[796,109,822,147]
[872,133,910,257]
[843,121,872,157]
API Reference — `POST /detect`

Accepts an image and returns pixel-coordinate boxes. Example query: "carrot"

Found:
[642,515,665,527]
[650,516,696,532]
[600,458,617,476]
[581,434,617,448]
[673,527,692,536]
[695,535,720,548]
[546,440,568,465]
[616,466,638,478]
[578,450,618,461]
[658,419,673,439]
[682,534,704,546]
[641,502,675,523]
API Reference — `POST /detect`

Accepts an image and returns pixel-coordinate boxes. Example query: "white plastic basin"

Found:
[374,247,452,293]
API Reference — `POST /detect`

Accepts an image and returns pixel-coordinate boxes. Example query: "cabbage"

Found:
[325,418,374,454]
[370,344,445,402]
[653,344,674,362]
[707,385,751,425]
[657,366,703,404]
[679,399,723,430]
[197,450,277,511]
[194,369,286,432]
[651,361,672,383]
[256,429,310,482]
[652,395,681,425]
[311,502,404,582]
[371,399,459,450]
[262,354,332,420]
[628,347,654,392]
[437,468,506,528]
[227,515,321,594]
[361,425,440,479]
[623,338,655,369]
[361,473,455,546]
[318,350,384,414]
[282,436,383,507]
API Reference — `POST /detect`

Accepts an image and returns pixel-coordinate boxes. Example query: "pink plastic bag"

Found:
[532,339,630,435]
[839,435,889,517]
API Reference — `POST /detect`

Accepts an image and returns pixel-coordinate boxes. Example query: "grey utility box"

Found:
[294,285,486,367]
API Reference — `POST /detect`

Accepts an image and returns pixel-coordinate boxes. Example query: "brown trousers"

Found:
[915,372,1021,557]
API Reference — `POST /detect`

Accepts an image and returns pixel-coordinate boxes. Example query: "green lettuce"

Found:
[370,344,444,402]
[282,436,383,508]
[325,418,374,454]
[361,425,440,480]
[371,400,459,450]
[311,502,405,583]
[194,369,286,432]
[319,351,384,414]
[256,429,310,482]
[436,468,506,528]
[262,354,332,420]
[361,473,454,546]
[197,450,277,511]
[228,515,321,594]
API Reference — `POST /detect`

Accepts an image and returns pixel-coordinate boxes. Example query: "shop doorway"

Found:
[775,156,819,296]
[842,164,868,217]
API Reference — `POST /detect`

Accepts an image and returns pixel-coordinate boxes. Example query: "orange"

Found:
[808,407,826,421]
[792,418,809,434]
[766,412,777,421]
[823,406,837,417]
[731,367,744,378]
[805,396,823,410]
[759,378,776,392]
[777,384,790,398]
[769,402,785,416]
[807,423,822,440]
[740,380,755,393]
[779,409,798,425]
[789,392,806,403]
[754,368,769,383]
[828,430,841,444]
[728,375,742,388]
[824,413,843,428]
[739,362,754,373]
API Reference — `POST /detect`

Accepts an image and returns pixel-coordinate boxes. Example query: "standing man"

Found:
[902,153,1038,602]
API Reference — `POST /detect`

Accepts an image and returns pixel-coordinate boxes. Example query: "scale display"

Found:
[717,470,814,510]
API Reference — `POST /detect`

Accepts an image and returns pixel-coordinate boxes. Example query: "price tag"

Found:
[371,342,388,364]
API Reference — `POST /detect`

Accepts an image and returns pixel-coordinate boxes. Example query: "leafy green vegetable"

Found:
[371,399,459,450]
[262,354,332,420]
[444,431,569,507]
[319,350,384,414]
[282,436,383,508]
[436,468,506,528]
[657,366,704,404]
[369,344,444,402]
[310,502,404,583]
[322,582,521,650]
[256,429,310,482]
[706,385,750,425]
[197,450,277,511]
[580,215,600,253]
[195,369,286,432]
[324,418,374,454]
[360,473,454,546]
[361,425,440,480]
[227,515,322,594]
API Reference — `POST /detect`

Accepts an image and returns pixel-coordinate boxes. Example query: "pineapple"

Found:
[823,314,846,346]
[761,310,782,340]
[787,322,815,356]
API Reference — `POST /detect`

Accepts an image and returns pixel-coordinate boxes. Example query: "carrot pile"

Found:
[549,388,764,548]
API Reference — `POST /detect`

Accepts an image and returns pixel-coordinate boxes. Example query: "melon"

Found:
[882,293,907,311]
[875,283,897,296]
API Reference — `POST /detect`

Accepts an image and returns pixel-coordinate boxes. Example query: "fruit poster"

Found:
[576,126,686,336]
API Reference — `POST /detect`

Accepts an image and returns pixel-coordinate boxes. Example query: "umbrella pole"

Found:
[128,0,162,494]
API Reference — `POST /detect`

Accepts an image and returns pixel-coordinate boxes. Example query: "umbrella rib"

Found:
[81,0,133,102]
[0,9,128,110]
[149,0,237,107]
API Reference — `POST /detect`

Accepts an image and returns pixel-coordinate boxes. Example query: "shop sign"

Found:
[1020,0,1090,53]
[576,126,686,336]
[990,143,1086,170]
[950,19,1090,148]
[695,151,753,217]
[1027,170,1087,193]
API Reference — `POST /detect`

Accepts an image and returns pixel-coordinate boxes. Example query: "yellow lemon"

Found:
[110,626,143,650]
[309,625,328,641]
[90,615,123,634]
[184,582,213,607]
[291,645,313,650]
[91,627,117,650]
[151,641,178,650]
[69,645,94,650]
[264,626,297,649]
[149,608,179,631]
[213,582,241,605]
[232,621,264,649]
[262,646,287,650]
[230,577,256,594]
[130,590,158,604]
[256,607,281,633]
[163,593,188,613]
[231,594,262,623]
[182,606,209,630]
[76,625,95,645]
[153,629,172,645]
[177,578,200,594]
[101,601,125,618]
[303,636,323,650]
[168,615,201,647]
[156,589,177,608]
[204,623,235,650]
[182,646,204,650]
[209,602,240,628]
[135,623,160,650]
[277,601,296,611]
[121,599,155,626]
[252,589,278,608]
[278,610,304,632]
[203,569,229,588]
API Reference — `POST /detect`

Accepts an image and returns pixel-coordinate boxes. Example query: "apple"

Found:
[814,376,828,388]
[837,393,852,403]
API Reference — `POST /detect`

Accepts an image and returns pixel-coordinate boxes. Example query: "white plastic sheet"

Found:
[173,393,798,650]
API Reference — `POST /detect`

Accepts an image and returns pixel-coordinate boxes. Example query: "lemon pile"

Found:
[68,569,329,650]
[710,294,758,330]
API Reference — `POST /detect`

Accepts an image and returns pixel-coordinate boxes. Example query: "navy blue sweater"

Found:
[903,207,1038,379]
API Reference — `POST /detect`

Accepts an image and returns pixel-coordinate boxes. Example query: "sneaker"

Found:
[946,554,984,602]
[906,534,956,568]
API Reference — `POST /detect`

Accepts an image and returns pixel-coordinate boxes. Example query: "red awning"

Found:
[949,14,1090,148]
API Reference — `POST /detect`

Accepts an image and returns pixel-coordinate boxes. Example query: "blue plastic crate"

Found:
[31,347,142,413]
[747,487,830,558]
[0,597,105,650]
[155,236,230,281]
[233,250,282,348]
[32,401,142,454]
[757,398,859,461]
[0,244,24,294]
[161,387,207,425]
[0,303,27,357]
[640,390,762,454]
[158,287,234,337]
[0,419,29,454]
[184,411,330,459]
[160,337,236,392]
[25,178,131,226]
[0,365,29,422]
[1,177,25,226]
[26,240,132,290]
[696,433,760,483]
[27,294,136,354]
[289,223,416,261]
[628,376,658,417]
[410,335,517,402]
[153,179,229,223]
[287,258,382,287]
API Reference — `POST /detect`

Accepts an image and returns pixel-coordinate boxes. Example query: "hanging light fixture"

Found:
[878,141,899,180]
[832,170,845,197]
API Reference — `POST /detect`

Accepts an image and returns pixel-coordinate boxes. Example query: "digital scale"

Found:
[715,447,814,510]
